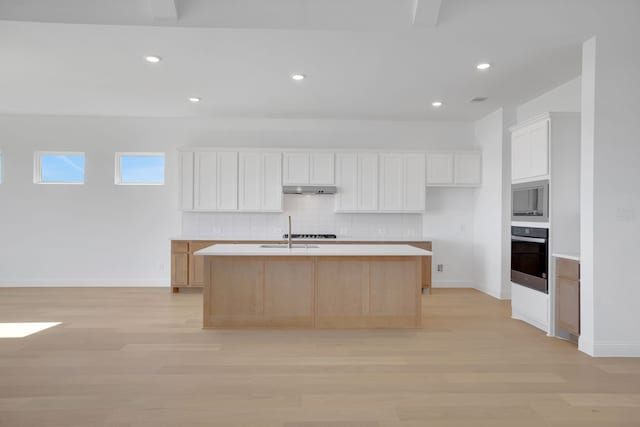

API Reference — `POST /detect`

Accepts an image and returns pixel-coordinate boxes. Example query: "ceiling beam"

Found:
[148,0,178,22]
[410,0,442,27]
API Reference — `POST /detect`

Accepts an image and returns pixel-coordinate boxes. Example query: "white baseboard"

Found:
[0,279,169,287]
[511,310,548,333]
[432,280,474,288]
[589,341,640,357]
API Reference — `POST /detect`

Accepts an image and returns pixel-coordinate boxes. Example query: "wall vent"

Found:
[470,96,488,103]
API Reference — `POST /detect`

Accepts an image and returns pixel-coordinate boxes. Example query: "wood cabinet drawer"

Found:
[171,241,189,253]
[557,258,579,280]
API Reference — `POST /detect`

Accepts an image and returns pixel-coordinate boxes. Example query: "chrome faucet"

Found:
[287,216,292,249]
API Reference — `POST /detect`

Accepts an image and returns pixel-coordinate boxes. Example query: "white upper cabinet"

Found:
[334,153,357,211]
[283,152,309,185]
[426,153,454,185]
[283,152,334,185]
[238,152,282,212]
[379,153,425,212]
[426,151,481,187]
[453,152,482,186]
[309,153,335,184]
[179,151,194,210]
[193,151,238,211]
[403,154,426,211]
[215,152,238,210]
[511,119,549,182]
[335,153,378,212]
[194,152,218,210]
[357,153,379,211]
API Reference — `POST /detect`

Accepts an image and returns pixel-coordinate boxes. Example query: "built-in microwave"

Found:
[511,180,549,222]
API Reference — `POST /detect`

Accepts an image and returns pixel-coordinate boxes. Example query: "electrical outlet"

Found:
[437,264,444,272]
[159,263,166,272]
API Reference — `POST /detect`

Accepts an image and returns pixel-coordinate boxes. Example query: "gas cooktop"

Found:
[282,234,337,239]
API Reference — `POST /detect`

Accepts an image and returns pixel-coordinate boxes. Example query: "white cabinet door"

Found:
[335,153,357,212]
[283,152,309,185]
[238,152,261,211]
[379,154,404,211]
[239,152,282,211]
[511,119,549,181]
[404,154,426,211]
[454,152,482,185]
[262,152,283,211]
[426,153,454,185]
[216,151,238,210]
[357,153,378,211]
[179,152,194,210]
[528,120,549,178]
[194,152,217,210]
[309,153,335,185]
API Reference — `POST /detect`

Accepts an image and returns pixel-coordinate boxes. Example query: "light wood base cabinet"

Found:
[203,256,422,329]
[556,257,580,336]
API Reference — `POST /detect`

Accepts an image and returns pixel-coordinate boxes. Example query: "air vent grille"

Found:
[470,96,488,103]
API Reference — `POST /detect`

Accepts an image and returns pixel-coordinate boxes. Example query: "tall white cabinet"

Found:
[335,153,379,212]
[379,153,425,212]
[511,119,549,182]
[238,152,282,212]
[193,151,238,211]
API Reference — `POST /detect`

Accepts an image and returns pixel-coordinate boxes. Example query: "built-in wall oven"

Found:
[511,226,549,293]
[512,180,549,222]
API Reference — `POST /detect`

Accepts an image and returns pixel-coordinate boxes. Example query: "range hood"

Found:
[282,185,337,195]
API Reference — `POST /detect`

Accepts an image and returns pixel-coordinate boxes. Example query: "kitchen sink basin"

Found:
[259,244,319,249]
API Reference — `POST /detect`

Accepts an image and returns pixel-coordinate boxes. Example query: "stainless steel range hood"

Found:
[282,185,337,195]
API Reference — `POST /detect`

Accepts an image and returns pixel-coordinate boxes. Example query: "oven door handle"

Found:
[512,236,547,243]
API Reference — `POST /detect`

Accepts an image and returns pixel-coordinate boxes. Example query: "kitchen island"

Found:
[194,244,432,329]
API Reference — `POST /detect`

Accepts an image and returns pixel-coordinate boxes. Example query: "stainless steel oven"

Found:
[511,226,548,293]
[512,180,549,222]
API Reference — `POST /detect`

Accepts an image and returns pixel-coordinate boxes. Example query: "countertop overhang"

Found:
[194,244,432,257]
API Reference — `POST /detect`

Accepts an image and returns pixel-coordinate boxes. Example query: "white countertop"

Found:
[552,253,580,262]
[172,235,431,242]
[194,244,432,257]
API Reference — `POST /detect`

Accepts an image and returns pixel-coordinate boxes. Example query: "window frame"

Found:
[33,151,86,185]
[114,152,166,186]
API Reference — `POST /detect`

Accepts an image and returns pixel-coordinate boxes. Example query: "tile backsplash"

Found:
[182,195,422,238]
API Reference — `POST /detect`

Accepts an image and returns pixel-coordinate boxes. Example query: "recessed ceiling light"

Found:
[476,62,491,70]
[291,74,306,81]
[145,55,162,63]
[431,101,443,107]
[189,97,201,103]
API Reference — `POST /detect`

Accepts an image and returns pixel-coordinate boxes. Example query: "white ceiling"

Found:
[0,0,622,121]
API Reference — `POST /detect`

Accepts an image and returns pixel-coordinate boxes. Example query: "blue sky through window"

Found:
[119,155,164,184]
[40,154,85,183]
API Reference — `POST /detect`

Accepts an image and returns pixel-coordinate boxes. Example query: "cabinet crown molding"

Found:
[509,112,580,133]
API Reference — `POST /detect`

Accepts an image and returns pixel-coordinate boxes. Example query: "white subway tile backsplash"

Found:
[182,195,422,239]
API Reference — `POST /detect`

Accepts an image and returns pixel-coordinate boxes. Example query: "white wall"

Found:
[517,77,581,122]
[471,108,513,299]
[423,188,476,288]
[0,114,475,286]
[580,19,640,356]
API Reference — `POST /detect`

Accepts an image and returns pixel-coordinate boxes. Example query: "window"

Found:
[34,152,85,184]
[115,152,165,185]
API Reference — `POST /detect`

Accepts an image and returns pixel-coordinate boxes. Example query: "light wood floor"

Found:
[1,288,640,426]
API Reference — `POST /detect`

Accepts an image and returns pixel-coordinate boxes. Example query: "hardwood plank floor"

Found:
[1,288,639,426]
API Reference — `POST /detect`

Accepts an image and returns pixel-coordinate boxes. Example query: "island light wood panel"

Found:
[204,255,422,329]
[316,256,421,328]
[556,257,580,336]
[204,256,314,328]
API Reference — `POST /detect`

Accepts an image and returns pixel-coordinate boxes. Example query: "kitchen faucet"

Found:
[288,216,292,249]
